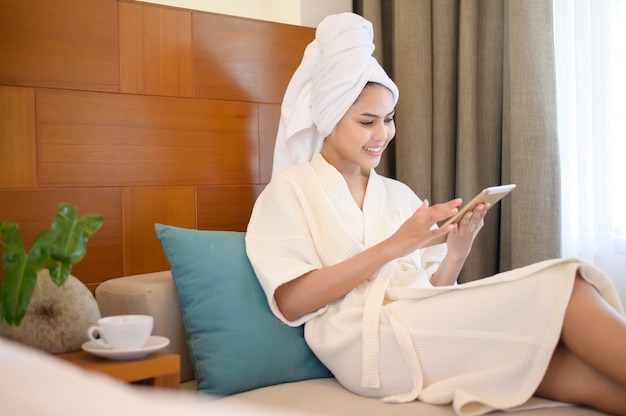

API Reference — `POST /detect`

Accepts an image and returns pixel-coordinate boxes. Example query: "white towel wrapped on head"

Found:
[272,13,399,177]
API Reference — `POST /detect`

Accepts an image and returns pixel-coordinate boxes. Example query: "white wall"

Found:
[137,0,352,27]
[300,0,352,28]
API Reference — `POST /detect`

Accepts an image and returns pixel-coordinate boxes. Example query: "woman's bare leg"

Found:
[536,274,626,415]
[536,343,626,415]
[561,275,626,385]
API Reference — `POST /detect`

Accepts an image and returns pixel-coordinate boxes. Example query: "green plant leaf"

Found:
[1,226,55,326]
[0,221,13,238]
[48,259,73,287]
[48,203,104,285]
[1,203,103,325]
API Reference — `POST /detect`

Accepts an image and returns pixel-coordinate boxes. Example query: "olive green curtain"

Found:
[354,0,561,282]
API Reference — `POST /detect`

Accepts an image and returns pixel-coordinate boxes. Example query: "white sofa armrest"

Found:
[95,271,194,382]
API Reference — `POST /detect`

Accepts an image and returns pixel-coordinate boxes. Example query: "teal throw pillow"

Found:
[154,224,332,395]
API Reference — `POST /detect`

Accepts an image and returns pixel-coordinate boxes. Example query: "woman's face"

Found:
[321,83,396,174]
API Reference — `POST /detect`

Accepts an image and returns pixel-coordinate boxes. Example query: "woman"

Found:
[246,13,626,416]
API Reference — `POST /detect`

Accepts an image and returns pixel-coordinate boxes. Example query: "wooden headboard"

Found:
[0,0,314,291]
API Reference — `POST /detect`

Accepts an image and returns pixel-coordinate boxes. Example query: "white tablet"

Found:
[424,184,516,247]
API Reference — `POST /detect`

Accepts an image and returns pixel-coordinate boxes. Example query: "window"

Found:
[554,0,626,293]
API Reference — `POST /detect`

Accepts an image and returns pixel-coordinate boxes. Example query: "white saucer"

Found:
[82,335,170,360]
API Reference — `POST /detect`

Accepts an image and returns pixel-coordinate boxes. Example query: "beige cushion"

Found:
[216,378,603,416]
[95,271,194,382]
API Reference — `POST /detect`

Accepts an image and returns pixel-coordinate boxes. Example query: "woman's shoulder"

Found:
[266,162,315,189]
[256,163,319,207]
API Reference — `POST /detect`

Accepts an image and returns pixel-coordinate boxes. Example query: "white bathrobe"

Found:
[245,153,624,416]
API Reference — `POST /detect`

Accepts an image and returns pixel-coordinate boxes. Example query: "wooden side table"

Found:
[57,350,180,389]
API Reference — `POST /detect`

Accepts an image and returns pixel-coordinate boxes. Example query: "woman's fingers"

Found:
[430,198,462,223]
[456,203,490,238]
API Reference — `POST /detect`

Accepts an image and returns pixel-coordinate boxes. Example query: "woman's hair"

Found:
[354,81,387,103]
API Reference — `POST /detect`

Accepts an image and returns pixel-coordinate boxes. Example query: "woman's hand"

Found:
[387,198,462,258]
[445,203,489,261]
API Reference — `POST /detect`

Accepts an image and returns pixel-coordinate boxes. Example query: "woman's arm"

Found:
[275,240,397,321]
[275,199,462,321]
[429,203,489,286]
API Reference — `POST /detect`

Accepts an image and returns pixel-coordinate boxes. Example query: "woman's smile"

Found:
[363,145,385,156]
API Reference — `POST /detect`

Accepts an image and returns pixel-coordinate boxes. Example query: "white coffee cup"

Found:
[87,315,153,350]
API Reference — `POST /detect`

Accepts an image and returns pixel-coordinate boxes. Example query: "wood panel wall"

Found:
[0,0,314,291]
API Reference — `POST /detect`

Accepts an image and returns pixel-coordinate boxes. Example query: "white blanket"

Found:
[246,153,624,416]
[0,338,314,416]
